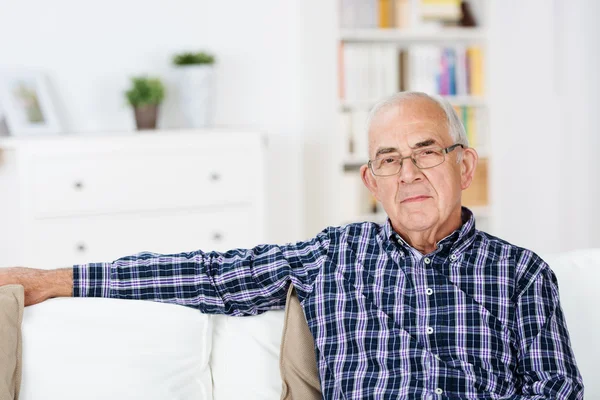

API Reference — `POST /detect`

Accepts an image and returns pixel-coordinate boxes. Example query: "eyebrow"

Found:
[374,139,438,158]
[410,139,437,149]
[374,147,399,157]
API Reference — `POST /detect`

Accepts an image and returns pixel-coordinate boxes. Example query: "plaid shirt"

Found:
[74,208,583,399]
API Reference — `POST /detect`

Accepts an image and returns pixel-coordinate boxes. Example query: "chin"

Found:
[394,208,438,231]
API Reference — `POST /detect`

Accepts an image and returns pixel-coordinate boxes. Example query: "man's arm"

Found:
[512,253,584,399]
[1,228,332,313]
[0,267,72,306]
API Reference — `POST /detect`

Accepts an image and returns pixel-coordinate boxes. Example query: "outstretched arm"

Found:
[0,228,332,314]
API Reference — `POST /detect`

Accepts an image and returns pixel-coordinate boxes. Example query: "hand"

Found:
[0,267,73,306]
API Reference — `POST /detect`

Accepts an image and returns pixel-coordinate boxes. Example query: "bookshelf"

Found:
[340,27,486,44]
[334,0,492,232]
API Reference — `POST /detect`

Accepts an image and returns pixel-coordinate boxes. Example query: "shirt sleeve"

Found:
[72,228,332,316]
[513,253,584,400]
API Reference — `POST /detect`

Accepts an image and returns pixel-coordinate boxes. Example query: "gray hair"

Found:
[365,92,469,160]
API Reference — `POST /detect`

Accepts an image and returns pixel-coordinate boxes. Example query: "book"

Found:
[467,46,484,95]
[393,0,411,28]
[420,0,461,23]
[379,0,393,28]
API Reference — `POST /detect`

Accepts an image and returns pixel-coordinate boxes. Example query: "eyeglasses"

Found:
[368,144,464,177]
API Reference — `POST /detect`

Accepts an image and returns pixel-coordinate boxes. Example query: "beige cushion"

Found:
[280,285,321,400]
[0,285,24,400]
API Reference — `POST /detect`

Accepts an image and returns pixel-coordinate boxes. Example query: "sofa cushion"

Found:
[210,310,285,400]
[544,249,600,399]
[20,297,212,400]
[280,286,321,400]
[0,285,24,400]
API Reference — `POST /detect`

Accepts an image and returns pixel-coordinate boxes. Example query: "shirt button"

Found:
[450,254,458,261]
[426,288,433,296]
[424,257,431,264]
[427,327,434,334]
[435,388,443,395]
[435,354,441,361]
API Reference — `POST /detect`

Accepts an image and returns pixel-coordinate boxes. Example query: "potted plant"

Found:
[172,51,216,128]
[125,76,165,130]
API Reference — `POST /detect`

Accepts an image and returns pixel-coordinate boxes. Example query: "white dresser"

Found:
[0,130,267,269]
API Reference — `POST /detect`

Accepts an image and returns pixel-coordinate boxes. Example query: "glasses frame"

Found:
[368,143,465,177]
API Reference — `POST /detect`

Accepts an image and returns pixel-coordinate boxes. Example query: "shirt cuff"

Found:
[72,262,113,298]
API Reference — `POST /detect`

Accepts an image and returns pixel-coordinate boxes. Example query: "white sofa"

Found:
[18,249,599,399]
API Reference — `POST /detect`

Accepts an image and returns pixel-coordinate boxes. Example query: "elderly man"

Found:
[0,92,583,399]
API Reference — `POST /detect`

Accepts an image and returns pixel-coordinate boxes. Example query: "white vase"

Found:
[175,64,215,128]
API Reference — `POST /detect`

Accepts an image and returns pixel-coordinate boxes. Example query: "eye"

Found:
[420,149,439,156]
[382,157,397,164]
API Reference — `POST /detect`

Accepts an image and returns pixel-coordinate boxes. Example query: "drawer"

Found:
[27,207,259,269]
[29,150,257,218]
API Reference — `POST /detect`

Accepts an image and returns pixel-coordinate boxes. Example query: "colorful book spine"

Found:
[467,46,484,95]
[467,106,477,148]
[461,106,469,143]
[455,106,477,149]
[393,0,410,28]
[447,48,456,96]
[379,0,392,28]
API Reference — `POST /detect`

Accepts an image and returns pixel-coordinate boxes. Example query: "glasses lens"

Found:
[373,156,401,176]
[413,148,445,169]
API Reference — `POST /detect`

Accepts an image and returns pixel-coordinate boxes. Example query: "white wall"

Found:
[0,0,306,243]
[489,0,600,254]
[488,0,563,252]
[556,0,600,251]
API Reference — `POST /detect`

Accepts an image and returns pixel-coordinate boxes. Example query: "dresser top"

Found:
[0,129,265,150]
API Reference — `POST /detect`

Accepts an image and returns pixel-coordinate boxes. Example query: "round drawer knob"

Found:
[209,172,221,182]
[73,181,84,190]
[76,243,87,253]
[212,232,223,241]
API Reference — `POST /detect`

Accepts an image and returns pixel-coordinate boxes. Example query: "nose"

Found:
[398,158,423,184]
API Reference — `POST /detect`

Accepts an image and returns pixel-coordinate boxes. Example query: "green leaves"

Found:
[125,77,165,107]
[173,52,216,66]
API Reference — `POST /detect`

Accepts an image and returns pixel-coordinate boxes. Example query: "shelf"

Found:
[340,95,487,112]
[340,28,487,44]
[343,158,367,172]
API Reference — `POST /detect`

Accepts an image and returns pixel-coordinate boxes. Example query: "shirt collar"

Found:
[383,207,476,255]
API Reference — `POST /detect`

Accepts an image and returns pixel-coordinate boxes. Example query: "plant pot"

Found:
[134,104,159,130]
[175,64,214,128]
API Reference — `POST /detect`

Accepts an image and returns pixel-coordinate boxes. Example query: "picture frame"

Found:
[0,70,62,136]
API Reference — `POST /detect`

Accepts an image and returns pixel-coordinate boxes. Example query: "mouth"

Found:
[401,195,431,203]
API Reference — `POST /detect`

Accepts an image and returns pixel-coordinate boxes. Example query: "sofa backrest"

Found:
[544,249,600,398]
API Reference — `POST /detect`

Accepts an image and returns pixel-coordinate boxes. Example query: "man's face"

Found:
[361,98,476,235]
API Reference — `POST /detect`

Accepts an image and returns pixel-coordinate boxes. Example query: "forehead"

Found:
[369,99,451,149]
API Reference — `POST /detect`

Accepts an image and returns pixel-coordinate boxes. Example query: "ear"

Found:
[459,147,478,190]
[360,164,380,201]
